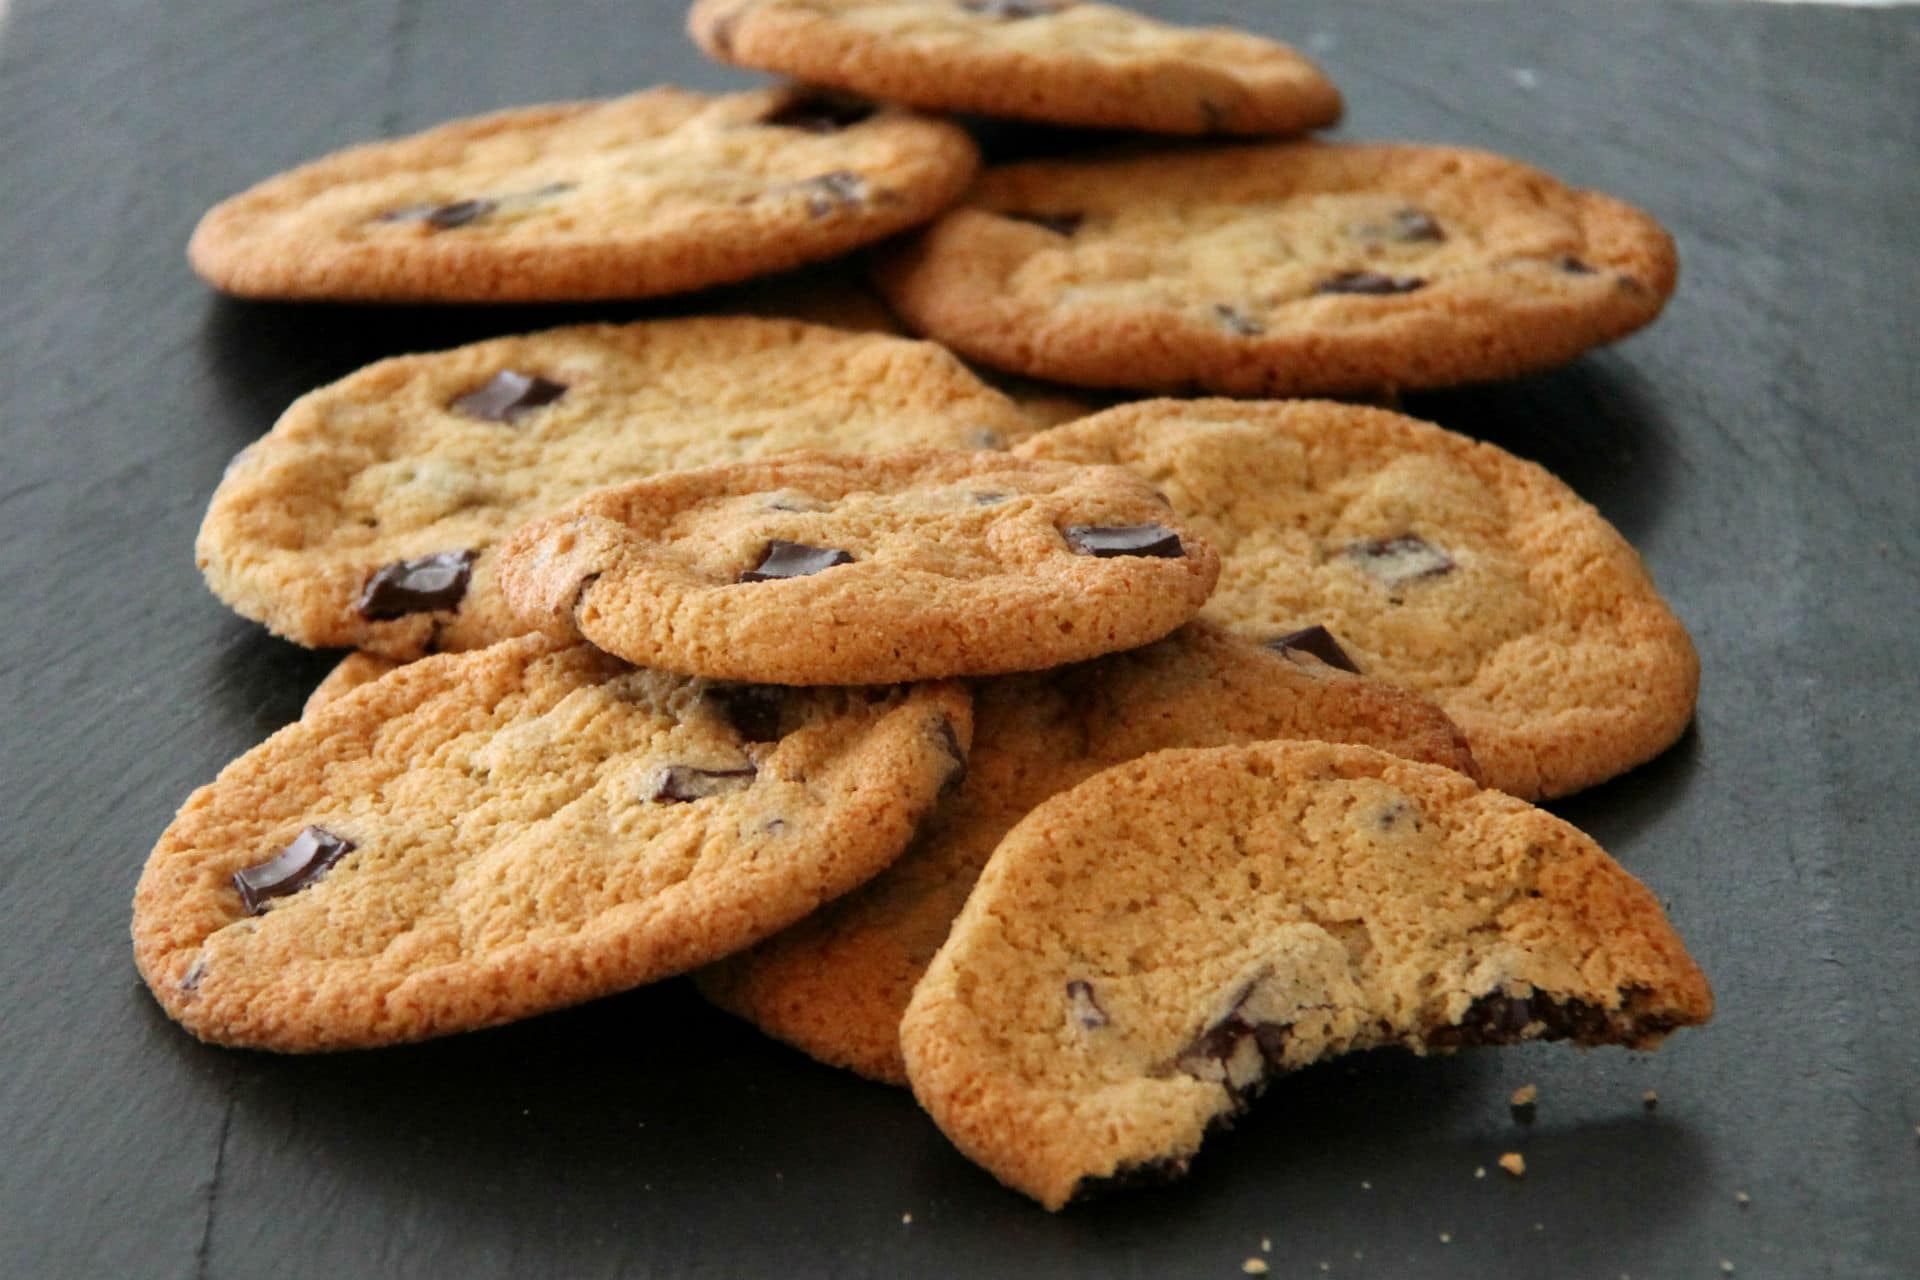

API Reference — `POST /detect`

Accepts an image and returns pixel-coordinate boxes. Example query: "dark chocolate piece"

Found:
[425,198,496,230]
[763,92,876,133]
[971,491,1008,505]
[1066,980,1109,1030]
[1063,524,1184,559]
[649,764,757,804]
[179,959,208,994]
[709,685,785,743]
[1557,254,1597,275]
[1343,534,1454,588]
[1069,1155,1192,1203]
[739,540,855,583]
[960,0,1070,17]
[1390,207,1446,242]
[357,550,477,620]
[1213,303,1264,336]
[933,715,968,794]
[798,171,867,217]
[1316,270,1427,296]
[233,826,356,915]
[1266,624,1360,673]
[1005,211,1084,236]
[1427,990,1628,1049]
[450,370,568,423]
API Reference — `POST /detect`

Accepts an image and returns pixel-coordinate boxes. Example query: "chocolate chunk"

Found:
[1005,211,1083,236]
[1173,1010,1292,1105]
[1214,303,1264,336]
[357,549,478,620]
[1343,534,1454,588]
[1069,1155,1191,1203]
[709,685,785,742]
[1266,624,1360,674]
[1557,255,1597,275]
[971,491,1008,505]
[1391,207,1446,242]
[797,171,867,217]
[739,540,855,583]
[1063,524,1184,559]
[179,958,208,994]
[378,197,498,229]
[1316,270,1427,296]
[233,826,356,915]
[763,92,876,133]
[649,764,757,803]
[1066,980,1109,1030]
[1427,990,1626,1049]
[450,370,568,423]
[961,0,1070,17]
[933,715,968,794]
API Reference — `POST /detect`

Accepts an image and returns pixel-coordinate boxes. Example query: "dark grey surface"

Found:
[2,1,1915,1276]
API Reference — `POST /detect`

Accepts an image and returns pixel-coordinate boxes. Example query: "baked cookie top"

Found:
[697,621,1478,1084]
[189,85,978,301]
[901,740,1713,1209]
[1018,400,1699,799]
[132,635,970,1052]
[688,0,1341,137]
[875,141,1678,396]
[497,449,1220,685]
[197,317,1035,659]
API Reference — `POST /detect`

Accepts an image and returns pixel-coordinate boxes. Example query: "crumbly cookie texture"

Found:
[874,142,1678,396]
[132,635,970,1052]
[1018,400,1698,799]
[197,317,1034,659]
[688,0,1341,137]
[697,621,1478,1084]
[901,741,1713,1210]
[496,449,1220,685]
[189,85,977,301]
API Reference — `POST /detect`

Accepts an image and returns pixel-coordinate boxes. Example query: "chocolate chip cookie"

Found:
[1018,400,1699,799]
[197,317,1034,658]
[874,141,1678,395]
[901,740,1713,1209]
[496,449,1220,685]
[697,621,1478,1084]
[189,85,977,301]
[132,635,970,1051]
[688,0,1341,137]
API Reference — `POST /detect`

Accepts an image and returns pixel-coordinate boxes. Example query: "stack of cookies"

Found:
[136,0,1712,1211]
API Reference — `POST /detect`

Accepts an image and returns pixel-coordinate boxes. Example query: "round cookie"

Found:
[1018,400,1699,799]
[696,621,1479,1084]
[901,740,1714,1209]
[132,635,971,1052]
[689,0,1341,137]
[189,85,978,301]
[197,317,1036,659]
[496,449,1220,685]
[874,141,1678,395]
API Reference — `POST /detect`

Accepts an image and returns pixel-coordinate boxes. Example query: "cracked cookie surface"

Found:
[190,85,977,301]
[1018,400,1698,799]
[132,634,971,1051]
[875,141,1677,395]
[697,621,1478,1084]
[689,0,1340,136]
[497,449,1219,684]
[197,317,1034,658]
[900,740,1712,1209]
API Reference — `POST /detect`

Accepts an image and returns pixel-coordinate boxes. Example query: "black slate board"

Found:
[2,2,1916,1276]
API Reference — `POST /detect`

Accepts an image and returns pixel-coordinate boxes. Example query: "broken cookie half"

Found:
[899,740,1711,1210]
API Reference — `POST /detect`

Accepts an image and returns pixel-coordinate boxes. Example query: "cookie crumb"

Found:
[901,1212,912,1225]
[1474,1166,1486,1179]
[1510,1083,1539,1122]
[1510,67,1539,90]
[1241,1260,1269,1276]
[1720,1261,1735,1275]
[1499,1152,1526,1177]
[1260,1237,1272,1253]
[1360,1180,1372,1191]
[1642,1089,1660,1110]
[1735,1191,1750,1209]
[1439,1231,1452,1244]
